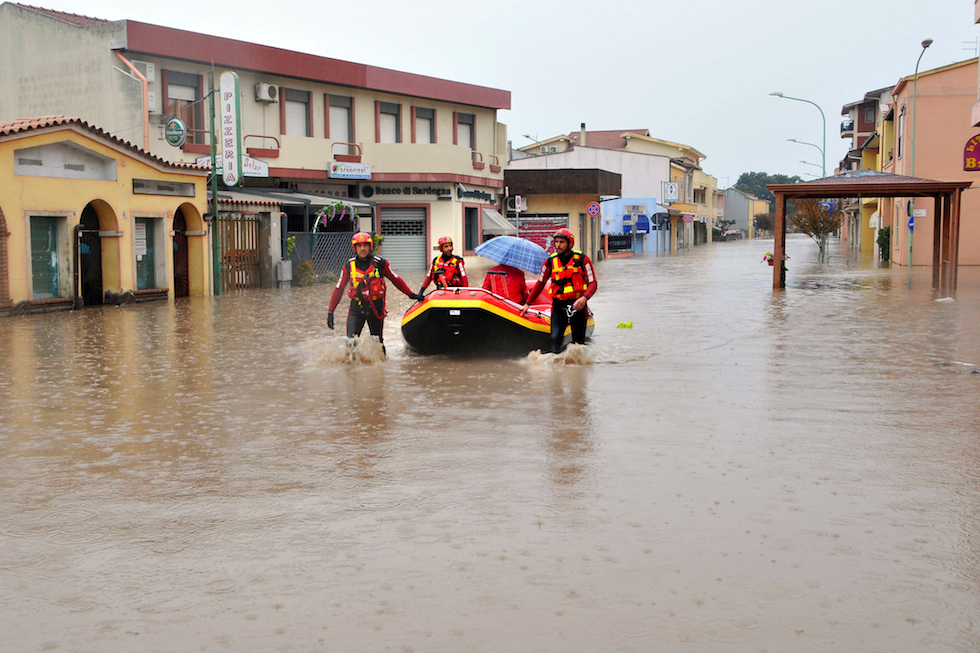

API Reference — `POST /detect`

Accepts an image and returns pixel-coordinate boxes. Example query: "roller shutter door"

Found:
[379,207,427,271]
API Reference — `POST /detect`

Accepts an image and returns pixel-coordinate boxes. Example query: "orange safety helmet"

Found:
[553,228,575,248]
[438,236,453,247]
[351,232,373,249]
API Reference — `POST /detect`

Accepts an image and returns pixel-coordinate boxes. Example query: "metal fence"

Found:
[288,232,352,276]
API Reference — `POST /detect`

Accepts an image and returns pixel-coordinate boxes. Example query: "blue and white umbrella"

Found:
[475,236,547,273]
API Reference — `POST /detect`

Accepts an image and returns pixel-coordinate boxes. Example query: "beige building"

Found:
[512,127,717,250]
[0,3,510,271]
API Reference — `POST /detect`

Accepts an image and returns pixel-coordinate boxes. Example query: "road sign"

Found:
[908,217,914,232]
[683,213,694,223]
[587,202,601,216]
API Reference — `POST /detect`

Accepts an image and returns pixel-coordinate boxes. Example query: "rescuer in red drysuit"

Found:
[418,236,468,294]
[327,232,422,344]
[481,263,527,304]
[520,228,597,353]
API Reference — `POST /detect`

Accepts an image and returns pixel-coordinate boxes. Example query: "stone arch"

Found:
[174,201,208,297]
[78,199,121,302]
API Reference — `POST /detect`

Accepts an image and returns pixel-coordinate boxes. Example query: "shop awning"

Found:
[481,207,518,235]
[213,188,374,209]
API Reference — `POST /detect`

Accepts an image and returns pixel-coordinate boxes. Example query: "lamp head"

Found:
[922,38,933,49]
[787,138,799,143]
[769,91,784,97]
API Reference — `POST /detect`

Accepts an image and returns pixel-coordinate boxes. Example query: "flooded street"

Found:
[2,235,979,652]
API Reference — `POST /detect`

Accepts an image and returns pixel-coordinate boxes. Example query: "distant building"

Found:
[509,125,717,251]
[717,188,768,239]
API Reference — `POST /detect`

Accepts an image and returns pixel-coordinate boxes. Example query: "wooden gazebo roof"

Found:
[767,170,972,292]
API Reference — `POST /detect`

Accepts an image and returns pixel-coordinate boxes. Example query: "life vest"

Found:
[432,255,464,287]
[347,256,386,301]
[547,250,588,301]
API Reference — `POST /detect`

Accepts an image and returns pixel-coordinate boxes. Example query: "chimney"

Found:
[580,122,586,147]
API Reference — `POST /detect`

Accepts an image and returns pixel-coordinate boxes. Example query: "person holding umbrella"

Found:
[474,235,549,304]
[520,228,597,354]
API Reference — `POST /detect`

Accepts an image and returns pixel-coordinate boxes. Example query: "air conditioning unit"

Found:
[506,196,527,211]
[147,91,157,113]
[255,83,279,103]
[131,60,155,83]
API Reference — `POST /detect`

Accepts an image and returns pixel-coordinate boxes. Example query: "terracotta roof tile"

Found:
[0,116,205,171]
[793,169,939,185]
[15,4,107,26]
[567,129,650,151]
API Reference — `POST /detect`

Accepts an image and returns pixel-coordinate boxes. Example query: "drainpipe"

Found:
[115,52,150,152]
[73,223,84,309]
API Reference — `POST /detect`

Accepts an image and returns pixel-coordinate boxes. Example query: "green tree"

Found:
[733,172,803,208]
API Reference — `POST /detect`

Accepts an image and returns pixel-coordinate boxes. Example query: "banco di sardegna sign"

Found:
[964,134,980,171]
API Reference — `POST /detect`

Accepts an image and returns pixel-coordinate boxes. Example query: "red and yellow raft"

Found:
[400,284,594,355]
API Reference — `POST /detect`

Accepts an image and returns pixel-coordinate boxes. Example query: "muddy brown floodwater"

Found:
[2,235,979,652]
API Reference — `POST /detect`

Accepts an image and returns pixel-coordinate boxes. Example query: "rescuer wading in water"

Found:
[520,228,597,353]
[327,232,422,346]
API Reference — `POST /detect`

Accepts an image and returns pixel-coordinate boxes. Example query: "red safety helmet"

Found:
[438,236,453,247]
[553,228,575,248]
[351,232,373,249]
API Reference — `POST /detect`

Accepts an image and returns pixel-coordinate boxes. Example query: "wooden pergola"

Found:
[768,170,972,292]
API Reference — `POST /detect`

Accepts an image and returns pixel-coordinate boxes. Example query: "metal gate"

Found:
[217,213,260,292]
[379,207,427,271]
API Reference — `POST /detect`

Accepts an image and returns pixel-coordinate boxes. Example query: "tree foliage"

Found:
[790,199,843,260]
[753,212,775,234]
[734,171,803,207]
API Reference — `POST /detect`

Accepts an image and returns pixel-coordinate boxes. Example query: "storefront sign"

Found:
[218,70,243,186]
[361,185,452,198]
[195,154,269,178]
[458,188,494,202]
[519,219,568,250]
[964,134,980,170]
[164,118,186,147]
[329,162,372,180]
[664,181,679,202]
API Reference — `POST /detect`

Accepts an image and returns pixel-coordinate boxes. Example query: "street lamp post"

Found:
[909,38,933,269]
[788,139,825,172]
[522,134,549,170]
[799,160,822,171]
[771,92,827,177]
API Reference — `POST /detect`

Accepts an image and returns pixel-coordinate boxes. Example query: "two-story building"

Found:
[0,2,511,273]
[508,126,717,252]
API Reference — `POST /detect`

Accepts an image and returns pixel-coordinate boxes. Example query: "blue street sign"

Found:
[908,217,914,232]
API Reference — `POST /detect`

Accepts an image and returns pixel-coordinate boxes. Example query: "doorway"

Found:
[173,209,189,297]
[78,205,103,306]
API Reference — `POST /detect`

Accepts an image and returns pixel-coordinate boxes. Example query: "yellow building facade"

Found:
[1,118,209,314]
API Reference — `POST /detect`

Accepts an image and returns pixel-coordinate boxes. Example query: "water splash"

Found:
[523,343,596,366]
[313,335,386,365]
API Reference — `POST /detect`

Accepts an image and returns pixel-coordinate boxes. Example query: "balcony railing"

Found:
[245,134,280,159]
[489,154,501,173]
[332,142,361,163]
[471,150,485,170]
[841,120,854,134]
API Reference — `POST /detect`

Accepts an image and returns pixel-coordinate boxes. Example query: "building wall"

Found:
[0,128,209,304]
[886,60,980,266]
[0,7,138,142]
[508,147,670,198]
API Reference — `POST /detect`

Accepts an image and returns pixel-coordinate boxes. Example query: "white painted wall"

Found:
[507,146,671,199]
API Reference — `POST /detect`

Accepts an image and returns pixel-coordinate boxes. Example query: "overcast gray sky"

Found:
[39,0,980,187]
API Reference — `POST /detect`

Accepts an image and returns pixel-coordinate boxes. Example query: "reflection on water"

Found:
[1,235,979,651]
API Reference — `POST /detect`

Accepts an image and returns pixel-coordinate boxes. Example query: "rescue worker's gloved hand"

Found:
[410,292,424,302]
[327,312,335,330]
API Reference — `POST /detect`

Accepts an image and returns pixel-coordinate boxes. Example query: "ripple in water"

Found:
[311,335,386,366]
[523,343,595,366]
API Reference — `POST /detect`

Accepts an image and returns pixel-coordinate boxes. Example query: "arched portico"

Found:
[77,199,121,305]
[174,201,208,297]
